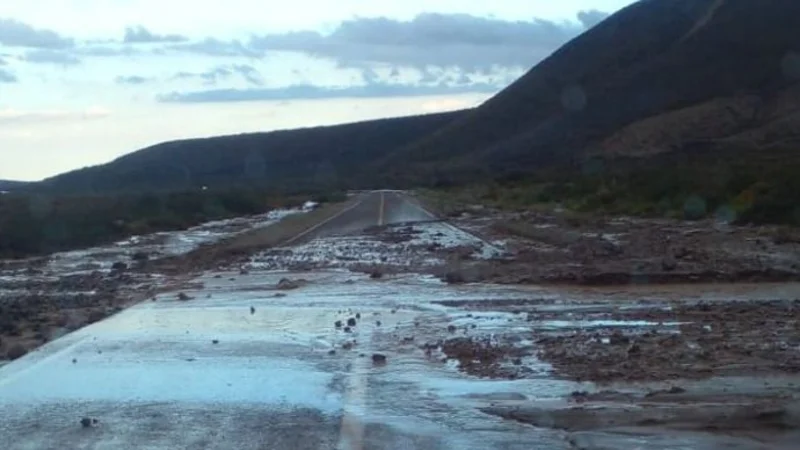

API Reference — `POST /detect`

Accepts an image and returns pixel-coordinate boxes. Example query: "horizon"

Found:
[0,0,636,181]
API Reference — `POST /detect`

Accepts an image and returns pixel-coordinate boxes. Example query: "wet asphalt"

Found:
[0,191,788,449]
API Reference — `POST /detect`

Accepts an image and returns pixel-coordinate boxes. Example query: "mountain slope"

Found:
[377,0,800,182]
[36,110,466,194]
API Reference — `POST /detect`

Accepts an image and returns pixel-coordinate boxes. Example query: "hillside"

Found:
[35,111,466,194]
[0,180,30,191]
[377,0,800,183]
[24,0,800,201]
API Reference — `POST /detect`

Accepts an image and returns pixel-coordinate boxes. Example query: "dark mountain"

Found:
[377,0,800,182]
[0,180,30,191]
[35,111,466,194]
[28,0,800,195]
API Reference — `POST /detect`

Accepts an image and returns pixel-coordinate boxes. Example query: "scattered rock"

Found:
[111,261,127,271]
[447,324,457,333]
[72,358,77,364]
[211,339,219,345]
[347,317,357,327]
[214,274,223,279]
[369,270,383,279]
[609,330,629,345]
[376,320,382,327]
[667,386,687,394]
[355,313,361,319]
[250,306,255,315]
[276,278,300,290]
[335,320,343,328]
[80,417,98,428]
[344,327,351,333]
[372,353,387,365]
[342,342,354,350]
[177,292,192,301]
[240,268,250,275]
[273,293,287,298]
[328,349,336,355]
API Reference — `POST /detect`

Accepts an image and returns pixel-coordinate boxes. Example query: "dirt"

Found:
[442,208,800,286]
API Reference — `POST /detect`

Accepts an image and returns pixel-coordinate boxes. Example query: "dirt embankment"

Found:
[433,206,800,286]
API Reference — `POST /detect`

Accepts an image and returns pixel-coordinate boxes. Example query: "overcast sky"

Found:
[0,0,635,181]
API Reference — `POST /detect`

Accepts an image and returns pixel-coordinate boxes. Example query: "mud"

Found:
[446,208,800,286]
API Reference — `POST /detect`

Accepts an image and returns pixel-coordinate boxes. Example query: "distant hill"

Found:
[377,0,800,182]
[34,111,466,194]
[0,180,30,191]
[27,0,800,196]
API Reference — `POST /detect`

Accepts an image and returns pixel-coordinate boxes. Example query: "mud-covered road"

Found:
[1,191,799,449]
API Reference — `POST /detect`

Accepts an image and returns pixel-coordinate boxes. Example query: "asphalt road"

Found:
[286,190,437,244]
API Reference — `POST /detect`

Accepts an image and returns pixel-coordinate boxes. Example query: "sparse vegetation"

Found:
[0,187,334,259]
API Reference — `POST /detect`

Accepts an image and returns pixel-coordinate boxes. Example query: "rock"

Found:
[355,313,361,319]
[662,256,678,271]
[276,278,300,290]
[371,353,387,365]
[344,326,351,333]
[240,268,249,275]
[273,293,287,298]
[328,349,336,355]
[72,358,77,364]
[609,330,629,345]
[111,261,127,271]
[444,270,467,284]
[80,417,93,428]
[212,339,219,344]
[87,309,106,323]
[447,325,457,333]
[132,252,149,262]
[342,342,354,350]
[250,306,255,315]
[177,292,192,301]
[369,270,383,279]
[214,274,222,279]
[335,320,343,328]
[667,386,686,394]
[6,344,27,360]
[347,318,357,327]
[376,320,382,327]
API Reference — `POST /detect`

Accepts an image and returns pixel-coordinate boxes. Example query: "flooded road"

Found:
[1,191,798,449]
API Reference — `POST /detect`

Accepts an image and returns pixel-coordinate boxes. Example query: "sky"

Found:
[0,0,636,181]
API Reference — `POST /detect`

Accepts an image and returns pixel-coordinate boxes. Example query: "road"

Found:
[285,190,437,244]
[0,191,566,450]
[0,191,764,449]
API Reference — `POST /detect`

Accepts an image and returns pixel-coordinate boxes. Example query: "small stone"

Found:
[177,292,192,301]
[347,317,357,327]
[447,325,457,333]
[72,358,77,364]
[250,306,256,315]
[371,353,387,365]
[355,313,361,319]
[344,326,351,333]
[335,320,343,328]
[240,268,250,275]
[342,342,354,350]
[328,349,336,355]
[212,339,219,344]
[376,320,382,327]
[276,278,299,290]
[667,386,686,394]
[80,417,96,428]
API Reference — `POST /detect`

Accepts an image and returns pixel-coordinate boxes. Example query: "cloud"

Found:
[0,106,110,124]
[0,69,17,83]
[77,45,140,57]
[123,26,188,44]
[20,49,82,65]
[246,11,603,72]
[0,18,74,49]
[171,64,263,86]
[115,75,151,85]
[577,10,610,28]
[167,38,259,57]
[157,81,500,103]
